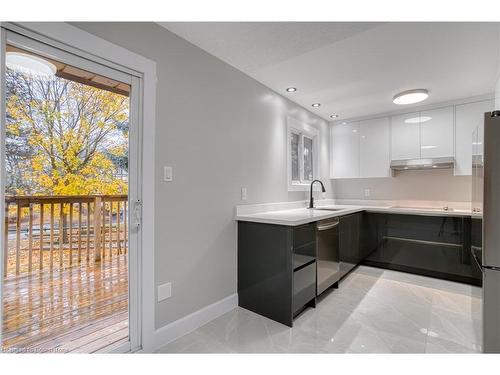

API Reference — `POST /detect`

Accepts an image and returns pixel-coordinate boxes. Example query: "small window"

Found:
[303,136,314,181]
[287,118,320,190]
[291,132,300,182]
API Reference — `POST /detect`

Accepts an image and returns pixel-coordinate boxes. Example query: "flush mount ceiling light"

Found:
[6,52,57,77]
[286,87,297,92]
[330,114,339,119]
[404,116,432,124]
[312,103,321,107]
[393,89,429,105]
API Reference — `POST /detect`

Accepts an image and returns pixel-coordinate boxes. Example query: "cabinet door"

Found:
[420,107,454,158]
[339,213,361,277]
[331,122,359,178]
[455,100,494,175]
[359,117,391,177]
[471,126,484,213]
[391,112,420,160]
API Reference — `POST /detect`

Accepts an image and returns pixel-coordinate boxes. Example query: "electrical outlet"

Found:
[364,189,371,198]
[241,187,247,201]
[158,282,172,302]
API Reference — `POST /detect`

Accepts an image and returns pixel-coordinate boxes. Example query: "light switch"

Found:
[364,189,371,198]
[158,282,172,302]
[163,166,173,182]
[241,187,247,201]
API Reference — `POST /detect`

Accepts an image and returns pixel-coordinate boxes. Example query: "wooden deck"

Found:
[2,253,128,353]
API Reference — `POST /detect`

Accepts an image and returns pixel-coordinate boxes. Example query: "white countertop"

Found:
[235,203,475,226]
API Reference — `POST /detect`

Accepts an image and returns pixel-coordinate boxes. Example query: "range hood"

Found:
[390,156,455,171]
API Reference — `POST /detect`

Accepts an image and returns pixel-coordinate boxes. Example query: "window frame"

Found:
[287,117,320,191]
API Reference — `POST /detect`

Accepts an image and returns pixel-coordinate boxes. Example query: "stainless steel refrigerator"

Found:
[474,110,500,353]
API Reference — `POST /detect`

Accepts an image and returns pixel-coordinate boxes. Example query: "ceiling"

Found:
[159,22,499,121]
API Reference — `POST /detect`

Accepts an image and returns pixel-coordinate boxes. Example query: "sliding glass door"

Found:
[0,28,142,353]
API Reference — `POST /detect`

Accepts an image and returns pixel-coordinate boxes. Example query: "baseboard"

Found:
[153,293,238,351]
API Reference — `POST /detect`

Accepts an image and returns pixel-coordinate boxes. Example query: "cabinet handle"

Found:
[317,222,339,231]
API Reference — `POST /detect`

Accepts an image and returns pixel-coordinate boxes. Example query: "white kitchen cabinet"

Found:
[359,117,391,177]
[455,99,494,175]
[331,122,359,178]
[391,107,454,160]
[419,106,454,158]
[391,112,420,160]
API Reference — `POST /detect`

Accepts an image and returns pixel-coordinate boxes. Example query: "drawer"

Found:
[293,241,316,258]
[293,254,315,271]
[293,261,316,315]
[293,223,316,249]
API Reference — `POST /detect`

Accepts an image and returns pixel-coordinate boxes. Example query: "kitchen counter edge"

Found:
[235,205,477,226]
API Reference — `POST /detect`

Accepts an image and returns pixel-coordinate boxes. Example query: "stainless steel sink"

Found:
[313,207,343,212]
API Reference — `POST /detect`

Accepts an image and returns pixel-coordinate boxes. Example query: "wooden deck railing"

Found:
[3,195,128,278]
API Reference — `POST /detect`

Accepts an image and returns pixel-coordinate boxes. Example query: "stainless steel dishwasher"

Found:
[316,217,341,295]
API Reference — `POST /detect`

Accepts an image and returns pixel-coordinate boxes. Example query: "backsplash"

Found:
[333,169,471,202]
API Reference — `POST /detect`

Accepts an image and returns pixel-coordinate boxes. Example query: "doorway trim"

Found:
[0,22,157,353]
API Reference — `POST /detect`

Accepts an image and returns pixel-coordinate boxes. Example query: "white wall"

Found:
[72,22,331,329]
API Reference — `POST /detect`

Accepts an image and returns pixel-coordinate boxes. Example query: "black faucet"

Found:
[308,179,326,209]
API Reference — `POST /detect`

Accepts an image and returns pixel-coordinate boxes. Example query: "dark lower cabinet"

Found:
[360,212,379,259]
[293,262,316,315]
[237,211,482,328]
[339,213,361,278]
[362,213,482,286]
[238,221,316,327]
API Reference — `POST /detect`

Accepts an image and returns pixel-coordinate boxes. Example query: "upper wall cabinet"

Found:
[331,122,360,178]
[359,117,391,177]
[390,112,421,160]
[331,97,494,179]
[331,118,391,179]
[420,107,454,158]
[391,108,454,160]
[455,99,494,176]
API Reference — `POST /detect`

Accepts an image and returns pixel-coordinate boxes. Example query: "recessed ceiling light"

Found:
[286,87,297,92]
[404,116,432,124]
[393,89,429,105]
[6,52,57,77]
[312,103,321,107]
[330,114,339,119]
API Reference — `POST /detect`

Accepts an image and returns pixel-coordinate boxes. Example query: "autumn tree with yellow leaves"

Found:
[5,67,129,196]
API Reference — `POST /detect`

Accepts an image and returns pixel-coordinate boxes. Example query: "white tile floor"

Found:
[157,266,483,353]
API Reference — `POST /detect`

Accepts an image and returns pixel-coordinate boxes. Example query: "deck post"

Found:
[94,196,102,262]
[59,203,64,268]
[3,203,8,278]
[28,204,33,273]
[40,204,44,271]
[15,204,21,275]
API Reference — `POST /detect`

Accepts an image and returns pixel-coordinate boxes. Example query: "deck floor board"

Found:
[2,254,128,353]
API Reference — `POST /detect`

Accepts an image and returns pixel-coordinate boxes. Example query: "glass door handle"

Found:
[133,199,142,228]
